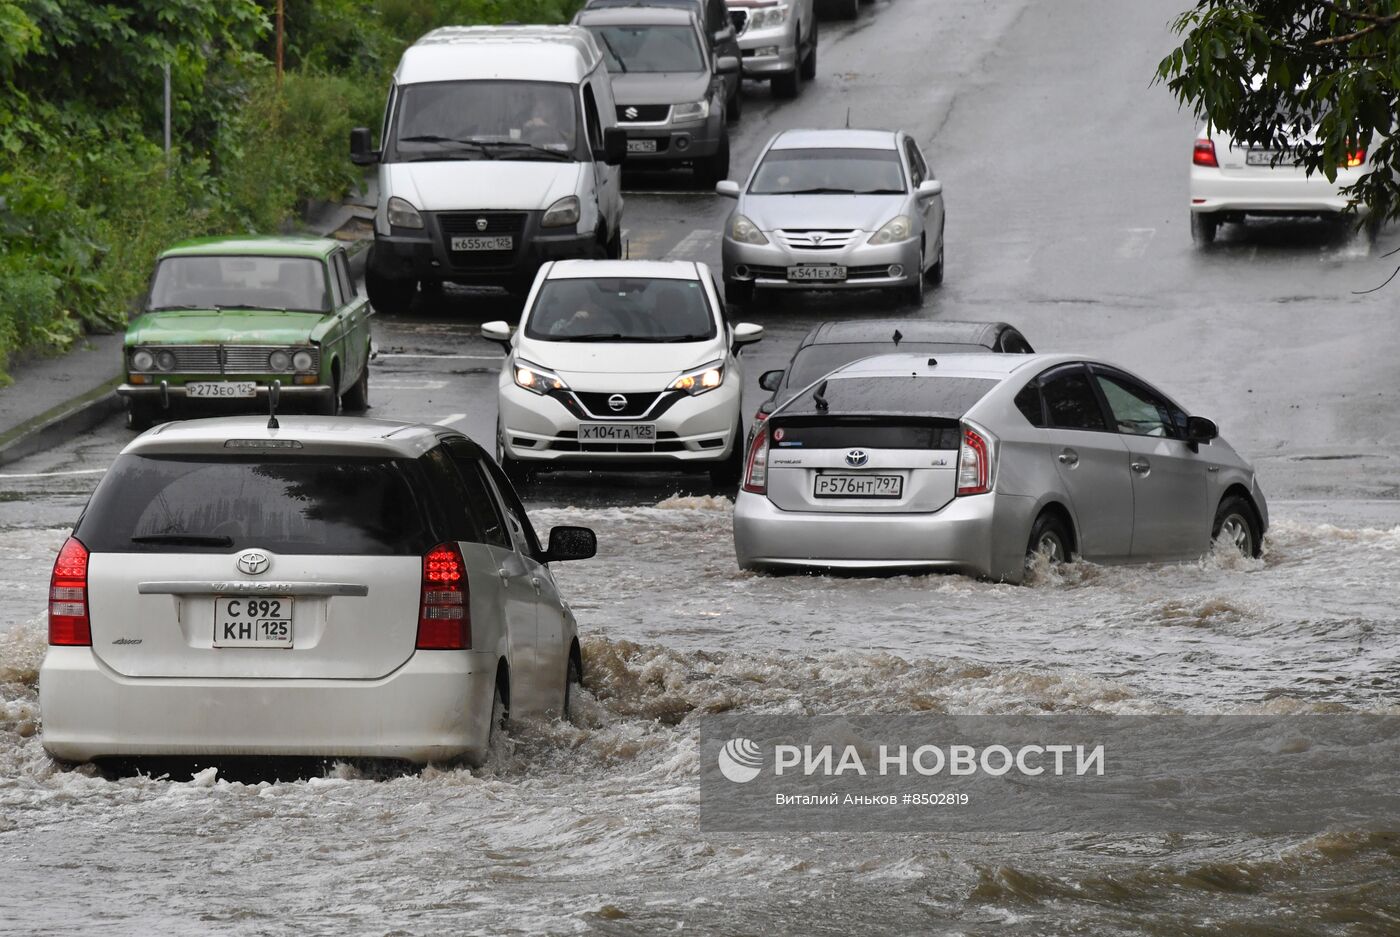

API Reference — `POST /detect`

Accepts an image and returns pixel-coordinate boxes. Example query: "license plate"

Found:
[450,235,513,251]
[213,596,293,648]
[579,423,656,441]
[787,265,847,281]
[1246,149,1298,167]
[187,381,256,399]
[814,474,903,498]
[627,139,659,153]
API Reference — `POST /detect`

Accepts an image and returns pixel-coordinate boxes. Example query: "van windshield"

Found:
[389,80,579,161]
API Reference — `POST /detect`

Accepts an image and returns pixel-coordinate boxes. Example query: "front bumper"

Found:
[1189,166,1366,216]
[738,24,798,76]
[733,490,1034,582]
[723,233,924,291]
[40,645,498,764]
[499,378,741,468]
[372,208,598,286]
[617,116,726,165]
[119,381,333,409]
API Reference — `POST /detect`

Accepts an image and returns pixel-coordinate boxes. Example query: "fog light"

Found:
[756,46,779,57]
[675,136,690,151]
[129,374,147,384]
[888,264,904,278]
[735,265,751,280]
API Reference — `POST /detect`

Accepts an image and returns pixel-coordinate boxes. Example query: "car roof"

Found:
[158,236,339,261]
[576,5,697,26]
[544,259,702,280]
[831,352,1074,380]
[804,319,1013,348]
[124,416,466,460]
[770,129,900,151]
[397,26,603,85]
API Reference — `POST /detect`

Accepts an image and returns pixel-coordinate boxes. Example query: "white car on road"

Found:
[41,416,597,769]
[485,259,764,486]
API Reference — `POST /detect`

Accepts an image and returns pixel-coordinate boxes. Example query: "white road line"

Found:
[436,413,468,426]
[664,228,721,262]
[377,353,501,361]
[376,378,450,390]
[1117,228,1156,259]
[0,468,108,479]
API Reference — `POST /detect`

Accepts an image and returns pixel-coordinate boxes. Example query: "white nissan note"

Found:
[40,416,597,768]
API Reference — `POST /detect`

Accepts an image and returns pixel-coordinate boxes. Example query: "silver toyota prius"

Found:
[716,128,945,308]
[733,353,1269,583]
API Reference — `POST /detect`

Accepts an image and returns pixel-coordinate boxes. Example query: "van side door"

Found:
[585,75,624,238]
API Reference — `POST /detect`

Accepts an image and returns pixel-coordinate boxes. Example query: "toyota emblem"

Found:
[845,449,869,467]
[608,394,628,412]
[475,217,489,232]
[625,106,639,120]
[236,550,271,576]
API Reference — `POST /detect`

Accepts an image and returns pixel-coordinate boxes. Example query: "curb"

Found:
[0,376,125,467]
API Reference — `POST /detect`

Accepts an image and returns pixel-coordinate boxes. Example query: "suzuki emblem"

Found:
[845,449,869,467]
[475,217,489,232]
[236,550,271,576]
[608,394,628,412]
[625,106,639,120]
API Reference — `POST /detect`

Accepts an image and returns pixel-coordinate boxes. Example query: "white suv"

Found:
[40,416,597,769]
[484,259,764,486]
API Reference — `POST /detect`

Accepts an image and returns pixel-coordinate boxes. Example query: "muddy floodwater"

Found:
[1,497,1398,935]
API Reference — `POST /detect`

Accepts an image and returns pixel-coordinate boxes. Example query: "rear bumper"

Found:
[1189,166,1366,216]
[732,490,1033,582]
[39,646,498,764]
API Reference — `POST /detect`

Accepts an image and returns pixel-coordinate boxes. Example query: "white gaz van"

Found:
[351,26,629,313]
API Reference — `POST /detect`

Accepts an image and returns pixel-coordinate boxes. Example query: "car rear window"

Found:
[76,455,433,555]
[768,416,961,450]
[782,376,999,419]
[787,343,985,390]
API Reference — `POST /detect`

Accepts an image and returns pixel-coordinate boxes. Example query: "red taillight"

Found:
[417,543,471,650]
[742,427,769,494]
[956,426,992,496]
[753,409,769,424]
[49,537,91,646]
[1193,139,1218,167]
[1346,148,1365,168]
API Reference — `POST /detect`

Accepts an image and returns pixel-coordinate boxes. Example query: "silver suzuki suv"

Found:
[733,353,1268,583]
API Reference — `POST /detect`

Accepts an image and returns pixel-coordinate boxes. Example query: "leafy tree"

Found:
[1157,1,1400,227]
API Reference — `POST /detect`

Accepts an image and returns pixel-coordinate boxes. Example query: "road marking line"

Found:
[0,468,108,479]
[1117,228,1156,259]
[436,413,468,426]
[376,378,450,390]
[377,353,502,361]
[664,228,721,262]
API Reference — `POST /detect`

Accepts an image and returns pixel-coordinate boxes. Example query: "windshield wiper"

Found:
[598,32,628,73]
[778,187,860,195]
[856,188,907,195]
[396,135,496,158]
[659,335,711,343]
[553,333,630,342]
[480,140,572,161]
[131,534,235,547]
[214,303,289,312]
[147,304,206,312]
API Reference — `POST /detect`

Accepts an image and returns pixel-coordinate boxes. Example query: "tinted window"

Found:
[525,277,716,342]
[76,455,430,555]
[444,440,511,549]
[1014,381,1045,427]
[582,84,603,150]
[750,148,906,195]
[334,252,355,303]
[589,25,705,73]
[998,330,1033,354]
[784,376,998,418]
[1094,372,1182,438]
[769,417,961,450]
[148,256,330,313]
[1040,366,1107,431]
[786,343,988,390]
[903,141,924,186]
[421,447,486,544]
[389,80,578,158]
[480,459,543,556]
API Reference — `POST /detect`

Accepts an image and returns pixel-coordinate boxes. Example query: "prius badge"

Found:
[236,550,271,576]
[845,449,869,467]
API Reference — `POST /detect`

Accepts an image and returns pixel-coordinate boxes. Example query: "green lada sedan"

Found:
[118,236,373,430]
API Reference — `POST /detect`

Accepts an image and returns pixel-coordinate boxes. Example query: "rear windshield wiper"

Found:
[131,534,235,547]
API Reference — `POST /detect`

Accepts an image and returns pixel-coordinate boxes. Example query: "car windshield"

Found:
[749,148,906,195]
[75,455,433,555]
[786,343,987,391]
[525,277,717,342]
[390,80,578,159]
[588,25,705,73]
[147,256,330,313]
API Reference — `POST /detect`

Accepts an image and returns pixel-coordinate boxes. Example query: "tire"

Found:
[341,360,370,412]
[726,279,755,310]
[694,134,731,188]
[316,369,341,417]
[365,258,417,315]
[901,245,926,306]
[1025,511,1073,570]
[1212,495,1262,559]
[799,25,818,81]
[772,68,800,100]
[926,238,945,286]
[821,0,858,19]
[727,86,743,123]
[488,678,509,748]
[606,228,623,260]
[709,433,745,489]
[1190,211,1218,245]
[126,399,155,432]
[563,650,583,723]
[1363,209,1384,243]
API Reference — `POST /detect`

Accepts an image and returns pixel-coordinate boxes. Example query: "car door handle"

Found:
[1131,460,1151,475]
[1057,449,1079,466]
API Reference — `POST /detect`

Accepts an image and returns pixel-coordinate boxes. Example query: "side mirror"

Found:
[715,180,741,198]
[716,55,740,74]
[481,320,514,352]
[349,127,379,166]
[1186,415,1218,445]
[758,369,784,392]
[758,400,776,415]
[602,127,628,165]
[715,25,736,44]
[731,322,764,353]
[916,179,943,199]
[543,525,597,563]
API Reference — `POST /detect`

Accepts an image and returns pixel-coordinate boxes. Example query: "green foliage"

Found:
[1157,1,1400,223]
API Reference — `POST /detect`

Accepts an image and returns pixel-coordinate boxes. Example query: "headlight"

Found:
[514,360,569,395]
[387,196,423,229]
[869,215,914,245]
[750,5,790,29]
[131,349,154,371]
[668,361,724,395]
[730,214,768,245]
[292,349,315,371]
[155,350,176,371]
[269,350,292,371]
[672,100,709,123]
[542,195,580,229]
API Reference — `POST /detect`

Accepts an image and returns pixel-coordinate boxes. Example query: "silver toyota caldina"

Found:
[733,353,1269,582]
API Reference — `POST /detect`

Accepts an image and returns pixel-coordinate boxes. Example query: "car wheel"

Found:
[709,434,745,489]
[926,238,945,286]
[606,228,623,260]
[772,68,800,99]
[341,360,370,412]
[1190,211,1218,245]
[316,369,341,417]
[727,86,743,123]
[901,245,926,306]
[799,24,818,80]
[126,399,155,432]
[695,134,731,188]
[1212,495,1262,558]
[365,259,417,315]
[1025,511,1073,571]
[489,677,509,747]
[726,279,755,310]
[563,650,583,723]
